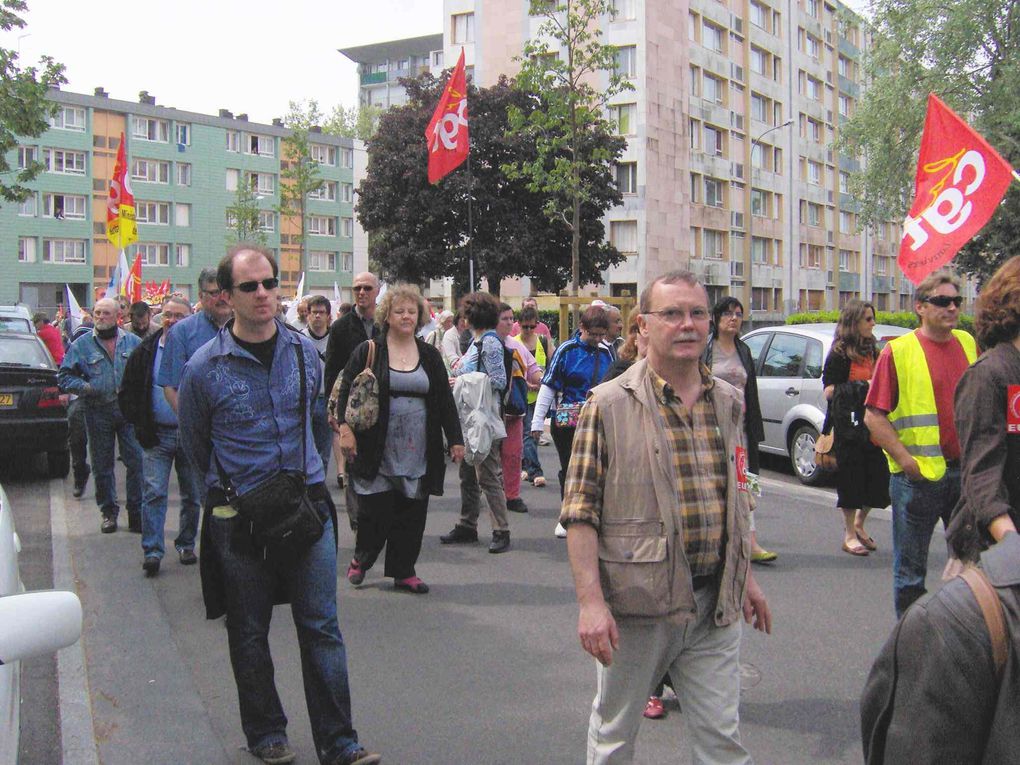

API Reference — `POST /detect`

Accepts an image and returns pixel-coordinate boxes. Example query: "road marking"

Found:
[759,475,892,521]
[49,478,100,765]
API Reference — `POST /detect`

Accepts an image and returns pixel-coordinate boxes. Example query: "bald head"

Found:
[93,298,119,331]
[352,271,380,317]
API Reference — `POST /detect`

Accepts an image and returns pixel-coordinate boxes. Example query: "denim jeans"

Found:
[522,401,544,480]
[141,427,201,558]
[311,395,332,479]
[67,396,89,485]
[84,402,143,519]
[210,514,362,762]
[889,465,960,617]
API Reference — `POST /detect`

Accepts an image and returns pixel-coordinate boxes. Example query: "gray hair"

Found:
[639,270,704,313]
[198,267,218,290]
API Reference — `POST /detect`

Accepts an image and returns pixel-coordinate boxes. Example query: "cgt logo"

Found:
[735,445,748,493]
[1008,386,1020,433]
[902,149,987,252]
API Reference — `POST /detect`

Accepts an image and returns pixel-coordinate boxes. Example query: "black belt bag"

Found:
[230,469,325,557]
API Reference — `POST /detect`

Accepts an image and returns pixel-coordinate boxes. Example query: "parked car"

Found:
[741,323,910,485]
[0,332,70,478]
[0,306,33,335]
[0,482,82,765]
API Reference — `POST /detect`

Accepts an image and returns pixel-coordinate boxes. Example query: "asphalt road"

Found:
[7,444,950,765]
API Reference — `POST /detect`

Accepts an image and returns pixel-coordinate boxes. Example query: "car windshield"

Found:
[0,317,32,333]
[0,337,53,368]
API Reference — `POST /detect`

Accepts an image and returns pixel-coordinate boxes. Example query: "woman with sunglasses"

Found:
[701,296,775,563]
[822,300,888,556]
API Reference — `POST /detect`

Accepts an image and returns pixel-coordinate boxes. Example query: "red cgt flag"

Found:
[426,48,469,184]
[127,254,142,303]
[898,94,1016,285]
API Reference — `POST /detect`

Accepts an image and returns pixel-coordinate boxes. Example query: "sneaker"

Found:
[488,530,511,554]
[394,576,429,594]
[178,549,198,565]
[100,515,117,534]
[554,522,568,539]
[533,476,547,487]
[440,525,478,544]
[643,696,665,719]
[507,498,529,514]
[329,747,382,765]
[520,470,529,482]
[751,549,778,564]
[347,559,365,585]
[142,556,160,577]
[250,742,296,764]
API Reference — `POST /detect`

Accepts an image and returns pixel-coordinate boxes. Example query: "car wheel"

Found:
[47,450,71,479]
[789,424,825,486]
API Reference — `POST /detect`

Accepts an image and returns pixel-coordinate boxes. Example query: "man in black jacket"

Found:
[325,272,379,531]
[118,296,202,576]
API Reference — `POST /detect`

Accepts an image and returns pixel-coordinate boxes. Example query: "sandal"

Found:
[394,576,430,594]
[856,532,877,551]
[346,560,365,585]
[842,540,869,557]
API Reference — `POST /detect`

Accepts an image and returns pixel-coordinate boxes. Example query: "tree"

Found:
[226,182,267,246]
[837,0,1020,282]
[0,0,66,204]
[280,101,325,274]
[503,0,633,314]
[355,72,625,293]
[323,103,383,141]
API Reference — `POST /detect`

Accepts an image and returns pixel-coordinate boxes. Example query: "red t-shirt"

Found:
[37,322,65,364]
[865,330,971,461]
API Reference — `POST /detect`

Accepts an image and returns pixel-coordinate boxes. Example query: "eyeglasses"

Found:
[201,288,223,298]
[922,295,962,308]
[519,324,537,330]
[352,285,375,293]
[234,278,279,293]
[644,308,710,324]
[722,311,744,319]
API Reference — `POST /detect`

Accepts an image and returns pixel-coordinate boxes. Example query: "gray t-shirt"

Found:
[712,344,747,392]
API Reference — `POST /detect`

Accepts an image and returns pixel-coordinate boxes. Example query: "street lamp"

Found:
[745,119,793,318]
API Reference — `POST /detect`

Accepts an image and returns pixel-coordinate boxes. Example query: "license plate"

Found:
[0,393,13,408]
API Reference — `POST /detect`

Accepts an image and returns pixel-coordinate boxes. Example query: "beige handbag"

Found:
[814,431,837,471]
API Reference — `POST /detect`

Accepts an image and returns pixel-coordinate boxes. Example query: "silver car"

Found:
[740,323,909,485]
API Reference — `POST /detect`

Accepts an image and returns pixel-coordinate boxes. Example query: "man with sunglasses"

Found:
[865,270,977,617]
[157,267,232,414]
[177,245,381,765]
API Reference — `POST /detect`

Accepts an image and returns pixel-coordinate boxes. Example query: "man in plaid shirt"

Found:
[561,271,772,765]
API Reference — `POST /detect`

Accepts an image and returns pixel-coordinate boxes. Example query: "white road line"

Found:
[759,475,892,521]
[49,478,100,765]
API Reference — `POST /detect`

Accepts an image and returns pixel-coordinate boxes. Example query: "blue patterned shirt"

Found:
[156,310,221,389]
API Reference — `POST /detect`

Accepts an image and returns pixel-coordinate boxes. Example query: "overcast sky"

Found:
[3,0,444,125]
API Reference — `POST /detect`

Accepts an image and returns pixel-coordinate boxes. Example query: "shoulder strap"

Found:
[294,339,307,479]
[365,339,376,371]
[959,566,1008,680]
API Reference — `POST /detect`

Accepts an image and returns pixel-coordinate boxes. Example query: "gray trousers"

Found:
[457,439,509,533]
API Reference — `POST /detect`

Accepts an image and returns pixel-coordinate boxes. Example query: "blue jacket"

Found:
[58,329,141,406]
[541,331,614,406]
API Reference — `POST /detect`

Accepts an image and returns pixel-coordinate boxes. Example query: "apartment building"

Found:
[339,34,446,110]
[441,0,975,316]
[2,88,368,312]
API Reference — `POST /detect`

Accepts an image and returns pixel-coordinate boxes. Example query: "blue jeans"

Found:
[210,514,362,761]
[311,396,332,478]
[68,396,89,485]
[84,402,143,519]
[522,401,544,479]
[141,427,201,558]
[889,465,960,617]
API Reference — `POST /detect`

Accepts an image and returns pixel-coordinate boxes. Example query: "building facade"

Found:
[339,34,446,110]
[440,0,975,316]
[2,88,368,312]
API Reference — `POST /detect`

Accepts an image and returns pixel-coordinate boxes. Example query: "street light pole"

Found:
[746,119,793,320]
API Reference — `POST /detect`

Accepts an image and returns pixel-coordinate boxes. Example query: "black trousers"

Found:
[353,490,429,579]
[551,424,577,501]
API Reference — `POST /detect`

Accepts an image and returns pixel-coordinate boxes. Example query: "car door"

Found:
[755,332,809,450]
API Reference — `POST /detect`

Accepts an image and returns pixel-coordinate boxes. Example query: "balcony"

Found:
[360,71,388,85]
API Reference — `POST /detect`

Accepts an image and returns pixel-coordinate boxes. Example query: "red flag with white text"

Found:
[426,48,469,184]
[898,94,1015,285]
[128,254,142,303]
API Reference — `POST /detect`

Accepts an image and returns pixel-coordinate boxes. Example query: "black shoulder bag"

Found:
[215,340,325,558]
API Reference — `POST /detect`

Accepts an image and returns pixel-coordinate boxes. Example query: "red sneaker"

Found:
[643,696,665,719]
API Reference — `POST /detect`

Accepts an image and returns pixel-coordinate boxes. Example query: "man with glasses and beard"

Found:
[865,270,977,617]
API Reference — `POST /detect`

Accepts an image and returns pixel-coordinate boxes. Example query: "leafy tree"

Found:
[837,0,1020,282]
[226,182,267,246]
[355,72,625,293]
[323,103,383,141]
[503,0,633,313]
[280,101,325,273]
[0,0,66,204]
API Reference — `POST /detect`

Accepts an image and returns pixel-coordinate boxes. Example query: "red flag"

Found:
[128,254,142,303]
[106,133,137,248]
[426,48,469,184]
[898,94,1015,285]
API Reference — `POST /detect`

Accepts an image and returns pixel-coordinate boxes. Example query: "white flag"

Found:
[65,284,82,332]
[332,281,343,318]
[284,272,306,325]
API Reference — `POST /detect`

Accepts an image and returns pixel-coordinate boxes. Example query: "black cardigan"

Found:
[702,335,765,471]
[117,329,164,449]
[334,333,463,496]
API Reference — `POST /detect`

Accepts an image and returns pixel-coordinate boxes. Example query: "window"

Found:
[50,106,86,131]
[761,333,807,376]
[702,21,724,53]
[807,160,821,185]
[309,181,337,201]
[136,201,170,225]
[249,172,276,195]
[750,47,767,75]
[341,252,354,272]
[801,243,823,268]
[689,12,697,41]
[751,236,769,264]
[704,177,724,207]
[611,0,636,19]
[44,148,86,175]
[308,216,336,236]
[840,210,853,233]
[226,168,240,191]
[838,94,851,117]
[176,123,191,145]
[839,171,850,194]
[452,12,475,43]
[397,59,408,70]
[610,103,636,135]
[689,118,702,150]
[610,220,638,255]
[309,251,337,272]
[259,211,275,232]
[341,148,354,168]
[226,131,240,152]
[175,244,190,267]
[18,237,36,263]
[750,93,768,122]
[807,117,822,143]
[341,217,354,237]
[615,162,637,194]
[806,76,821,100]
[750,1,768,29]
[805,33,820,58]
[18,193,37,217]
[43,193,86,220]
[132,116,170,142]
[42,239,86,263]
[751,188,768,216]
[703,73,723,104]
[175,203,191,227]
[704,125,724,155]
[341,182,353,203]
[247,134,275,157]
[131,158,170,184]
[704,229,725,259]
[873,254,887,274]
[838,56,850,78]
[310,144,337,165]
[177,162,192,186]
[805,202,821,226]
[839,249,851,271]
[614,46,637,78]
[137,243,170,266]
[806,0,819,17]
[17,146,37,169]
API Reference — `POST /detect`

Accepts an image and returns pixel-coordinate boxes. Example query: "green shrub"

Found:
[785,311,973,335]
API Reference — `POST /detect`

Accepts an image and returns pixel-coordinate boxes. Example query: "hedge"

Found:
[785,310,974,335]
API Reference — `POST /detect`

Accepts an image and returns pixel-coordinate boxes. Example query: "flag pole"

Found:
[466,153,475,292]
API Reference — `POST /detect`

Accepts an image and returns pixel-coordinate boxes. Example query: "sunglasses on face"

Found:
[353,285,374,293]
[922,295,962,308]
[234,278,279,293]
[520,324,537,330]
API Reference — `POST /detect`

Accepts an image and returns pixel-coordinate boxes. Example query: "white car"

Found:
[740,323,909,485]
[0,483,82,765]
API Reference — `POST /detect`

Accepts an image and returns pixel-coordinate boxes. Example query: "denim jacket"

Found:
[58,329,141,406]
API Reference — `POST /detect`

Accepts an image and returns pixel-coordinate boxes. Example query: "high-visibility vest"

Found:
[515,333,547,404]
[884,329,977,480]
